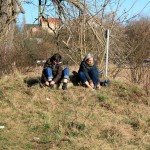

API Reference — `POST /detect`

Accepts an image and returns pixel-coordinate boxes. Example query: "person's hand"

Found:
[97,83,101,89]
[45,81,49,86]
[89,80,94,88]
[50,81,55,85]
[84,81,95,91]
[90,86,95,91]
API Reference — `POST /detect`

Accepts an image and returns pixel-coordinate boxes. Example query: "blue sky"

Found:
[119,0,150,17]
[17,0,150,25]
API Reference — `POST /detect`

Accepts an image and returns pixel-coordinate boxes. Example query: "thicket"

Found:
[1,17,149,73]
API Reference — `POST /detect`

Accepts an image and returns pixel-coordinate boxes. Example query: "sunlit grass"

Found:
[0,70,149,149]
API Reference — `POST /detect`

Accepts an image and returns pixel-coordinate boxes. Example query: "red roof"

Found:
[39,18,61,23]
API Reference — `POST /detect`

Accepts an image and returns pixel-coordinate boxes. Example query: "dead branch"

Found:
[15,0,25,14]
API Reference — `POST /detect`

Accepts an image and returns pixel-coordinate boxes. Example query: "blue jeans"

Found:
[78,70,99,87]
[44,67,69,81]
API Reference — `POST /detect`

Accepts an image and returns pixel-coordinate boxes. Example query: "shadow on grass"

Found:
[23,71,80,88]
[69,71,80,86]
[24,77,40,87]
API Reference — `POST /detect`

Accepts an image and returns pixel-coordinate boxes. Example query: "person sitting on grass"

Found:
[41,53,69,90]
[78,53,100,90]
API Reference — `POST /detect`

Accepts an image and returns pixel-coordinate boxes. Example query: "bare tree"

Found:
[36,1,149,65]
[0,0,25,48]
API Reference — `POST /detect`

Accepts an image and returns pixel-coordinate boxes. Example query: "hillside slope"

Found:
[0,69,150,150]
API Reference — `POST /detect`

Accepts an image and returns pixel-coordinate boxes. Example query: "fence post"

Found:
[105,29,110,77]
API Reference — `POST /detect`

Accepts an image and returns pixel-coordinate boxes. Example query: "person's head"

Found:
[51,53,62,64]
[84,53,94,65]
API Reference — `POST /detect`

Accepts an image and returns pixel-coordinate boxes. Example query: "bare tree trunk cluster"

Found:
[0,0,15,48]
[0,0,25,49]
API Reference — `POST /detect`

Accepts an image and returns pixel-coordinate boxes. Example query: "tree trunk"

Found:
[0,0,16,49]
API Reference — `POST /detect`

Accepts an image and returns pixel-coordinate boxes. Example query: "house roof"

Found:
[39,18,61,23]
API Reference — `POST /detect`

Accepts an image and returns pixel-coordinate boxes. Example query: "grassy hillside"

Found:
[0,69,150,150]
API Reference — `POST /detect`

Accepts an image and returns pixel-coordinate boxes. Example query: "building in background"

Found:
[39,17,61,34]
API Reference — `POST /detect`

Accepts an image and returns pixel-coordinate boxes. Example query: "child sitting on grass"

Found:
[41,53,70,90]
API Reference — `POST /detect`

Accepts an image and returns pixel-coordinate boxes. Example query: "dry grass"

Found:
[0,68,150,150]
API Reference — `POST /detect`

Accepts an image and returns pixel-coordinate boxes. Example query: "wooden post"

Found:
[105,29,110,77]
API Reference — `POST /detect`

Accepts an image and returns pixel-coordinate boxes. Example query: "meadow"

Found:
[0,68,150,150]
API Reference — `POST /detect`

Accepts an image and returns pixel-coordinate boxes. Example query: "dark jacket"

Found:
[41,57,64,83]
[78,61,98,81]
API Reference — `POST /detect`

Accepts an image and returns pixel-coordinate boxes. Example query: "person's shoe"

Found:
[50,84,54,89]
[62,83,67,90]
[94,86,100,90]
[100,79,110,86]
[39,80,44,88]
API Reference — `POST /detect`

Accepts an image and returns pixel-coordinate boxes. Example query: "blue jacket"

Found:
[78,61,98,81]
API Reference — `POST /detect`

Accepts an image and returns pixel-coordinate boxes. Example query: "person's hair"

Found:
[51,53,62,63]
[84,53,93,61]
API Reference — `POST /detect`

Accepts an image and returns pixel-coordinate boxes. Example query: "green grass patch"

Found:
[97,93,109,102]
[0,91,4,99]
[98,127,123,144]
[125,117,140,130]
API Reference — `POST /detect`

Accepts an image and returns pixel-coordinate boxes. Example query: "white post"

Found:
[105,29,110,77]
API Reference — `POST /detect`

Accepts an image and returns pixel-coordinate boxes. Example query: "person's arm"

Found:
[43,58,52,68]
[81,62,92,82]
[53,66,63,83]
[42,58,51,82]
[42,58,52,85]
[94,61,99,72]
